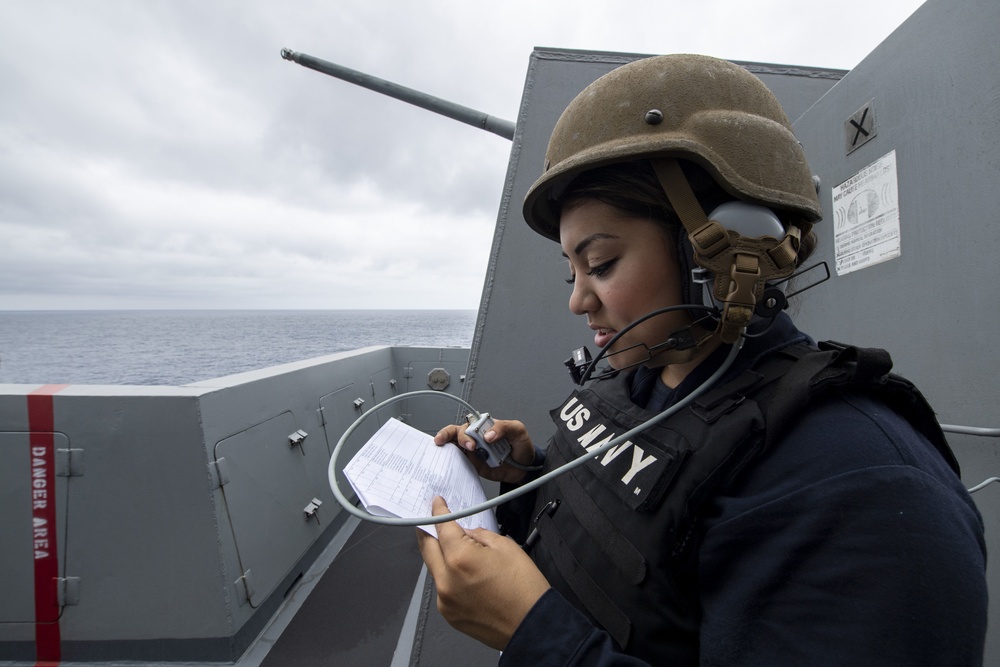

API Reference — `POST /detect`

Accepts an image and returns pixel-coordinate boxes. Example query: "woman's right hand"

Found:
[433,418,537,484]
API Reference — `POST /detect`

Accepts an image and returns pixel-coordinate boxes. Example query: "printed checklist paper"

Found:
[343,417,499,536]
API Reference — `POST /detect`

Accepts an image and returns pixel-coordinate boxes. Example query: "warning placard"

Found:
[831,150,901,276]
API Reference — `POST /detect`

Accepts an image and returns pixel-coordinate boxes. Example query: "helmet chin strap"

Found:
[651,159,803,344]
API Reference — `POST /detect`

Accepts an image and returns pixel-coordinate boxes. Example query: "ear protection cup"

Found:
[685,201,786,312]
[707,200,785,240]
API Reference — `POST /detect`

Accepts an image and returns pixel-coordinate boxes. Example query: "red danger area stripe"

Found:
[27,384,68,666]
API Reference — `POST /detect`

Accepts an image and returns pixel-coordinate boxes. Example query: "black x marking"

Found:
[850,107,870,145]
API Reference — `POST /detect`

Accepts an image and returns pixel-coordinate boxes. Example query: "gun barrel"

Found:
[281,48,515,141]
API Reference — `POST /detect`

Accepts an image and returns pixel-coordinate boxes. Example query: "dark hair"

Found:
[557,159,817,265]
[559,160,682,231]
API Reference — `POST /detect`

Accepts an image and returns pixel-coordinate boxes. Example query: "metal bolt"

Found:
[644,109,664,125]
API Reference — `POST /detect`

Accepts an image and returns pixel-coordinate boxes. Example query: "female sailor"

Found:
[417,54,987,666]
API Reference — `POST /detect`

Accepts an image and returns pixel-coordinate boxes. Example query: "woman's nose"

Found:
[569,278,598,316]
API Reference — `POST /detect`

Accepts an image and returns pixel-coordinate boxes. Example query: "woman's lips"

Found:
[594,328,617,349]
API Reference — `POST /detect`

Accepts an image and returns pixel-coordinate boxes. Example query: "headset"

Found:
[567,199,801,386]
[696,201,787,309]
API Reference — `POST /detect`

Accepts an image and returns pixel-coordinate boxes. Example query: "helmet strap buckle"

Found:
[651,158,803,344]
[717,254,762,343]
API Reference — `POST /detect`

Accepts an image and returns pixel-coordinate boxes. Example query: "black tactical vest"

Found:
[527,341,957,665]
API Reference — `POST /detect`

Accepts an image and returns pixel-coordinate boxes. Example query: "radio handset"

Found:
[464,412,513,467]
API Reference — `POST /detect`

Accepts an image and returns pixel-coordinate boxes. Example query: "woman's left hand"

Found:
[416,496,551,650]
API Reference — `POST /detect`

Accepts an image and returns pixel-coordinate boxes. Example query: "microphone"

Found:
[564,346,592,385]
[563,306,721,386]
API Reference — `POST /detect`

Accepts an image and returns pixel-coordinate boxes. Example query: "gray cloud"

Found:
[0,0,924,310]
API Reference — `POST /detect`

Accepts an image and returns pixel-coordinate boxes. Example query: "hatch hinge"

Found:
[235,569,255,606]
[304,497,323,524]
[55,448,84,477]
[57,577,81,606]
[209,457,231,489]
[288,429,308,454]
[317,406,327,426]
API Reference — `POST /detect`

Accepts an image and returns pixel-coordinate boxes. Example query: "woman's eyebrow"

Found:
[561,233,619,258]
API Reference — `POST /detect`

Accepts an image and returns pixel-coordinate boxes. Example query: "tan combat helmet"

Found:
[523,54,823,345]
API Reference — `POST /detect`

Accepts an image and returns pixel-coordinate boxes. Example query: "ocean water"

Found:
[0,310,476,386]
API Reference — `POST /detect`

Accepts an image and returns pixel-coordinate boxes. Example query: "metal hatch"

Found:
[318,367,400,506]
[214,411,330,608]
[399,349,471,433]
[0,431,70,624]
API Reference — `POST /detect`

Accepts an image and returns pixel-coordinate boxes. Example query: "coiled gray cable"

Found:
[328,340,744,527]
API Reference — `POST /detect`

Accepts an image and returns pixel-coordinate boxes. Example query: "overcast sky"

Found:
[0,0,926,310]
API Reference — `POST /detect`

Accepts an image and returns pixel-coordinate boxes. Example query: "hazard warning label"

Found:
[831,150,901,276]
